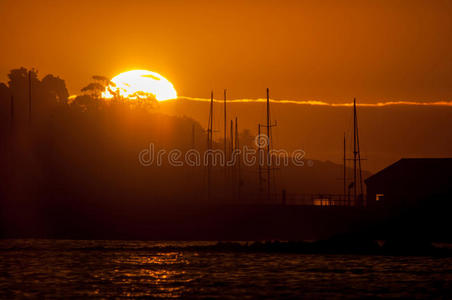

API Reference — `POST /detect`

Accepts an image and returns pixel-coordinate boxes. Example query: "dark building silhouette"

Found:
[365,158,452,208]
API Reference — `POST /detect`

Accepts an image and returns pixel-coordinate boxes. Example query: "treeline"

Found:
[0,68,214,236]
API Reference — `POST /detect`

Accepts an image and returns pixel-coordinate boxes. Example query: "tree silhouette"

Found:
[4,67,68,120]
[81,82,105,98]
[81,75,118,99]
[41,74,69,104]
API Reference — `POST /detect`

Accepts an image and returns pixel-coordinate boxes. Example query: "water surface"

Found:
[0,240,450,299]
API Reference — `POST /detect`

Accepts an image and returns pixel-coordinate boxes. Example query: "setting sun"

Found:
[102,70,177,101]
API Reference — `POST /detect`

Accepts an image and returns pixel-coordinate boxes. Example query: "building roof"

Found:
[365,158,452,184]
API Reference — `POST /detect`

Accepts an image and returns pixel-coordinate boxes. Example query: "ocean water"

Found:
[0,240,450,299]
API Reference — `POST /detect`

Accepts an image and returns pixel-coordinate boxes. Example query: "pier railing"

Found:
[284,193,368,207]
[230,193,365,207]
[285,193,350,206]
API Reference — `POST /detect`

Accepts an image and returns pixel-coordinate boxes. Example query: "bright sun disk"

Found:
[102,70,177,101]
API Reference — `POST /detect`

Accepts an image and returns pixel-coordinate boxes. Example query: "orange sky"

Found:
[1,0,451,103]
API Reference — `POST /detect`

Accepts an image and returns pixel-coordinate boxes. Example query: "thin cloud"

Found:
[178,96,452,107]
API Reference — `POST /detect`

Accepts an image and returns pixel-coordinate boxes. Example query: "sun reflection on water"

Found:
[107,252,195,298]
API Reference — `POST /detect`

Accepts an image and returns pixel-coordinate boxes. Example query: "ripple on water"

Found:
[0,240,451,298]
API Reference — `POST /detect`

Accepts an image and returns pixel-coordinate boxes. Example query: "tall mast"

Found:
[224,89,227,159]
[266,88,271,202]
[356,107,364,202]
[235,117,240,201]
[353,98,357,205]
[229,119,234,201]
[207,91,212,148]
[266,88,270,149]
[223,90,227,200]
[210,91,214,148]
[207,91,214,202]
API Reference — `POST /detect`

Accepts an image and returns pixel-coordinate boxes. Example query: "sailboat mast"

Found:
[235,117,240,201]
[207,91,214,202]
[210,91,214,147]
[356,108,364,201]
[353,98,357,205]
[207,91,213,148]
[224,89,227,159]
[266,88,271,202]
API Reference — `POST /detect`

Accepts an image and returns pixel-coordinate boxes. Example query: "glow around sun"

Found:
[102,70,177,101]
